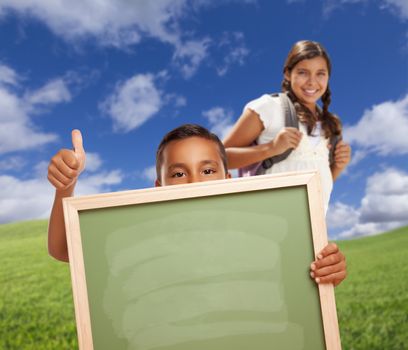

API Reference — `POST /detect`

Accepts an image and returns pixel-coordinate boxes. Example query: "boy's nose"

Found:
[189,172,203,183]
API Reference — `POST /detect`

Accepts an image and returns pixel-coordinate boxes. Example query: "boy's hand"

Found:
[310,243,346,287]
[332,140,351,171]
[47,129,86,191]
[271,127,303,155]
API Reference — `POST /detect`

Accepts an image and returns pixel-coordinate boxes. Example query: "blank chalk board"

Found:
[63,171,341,350]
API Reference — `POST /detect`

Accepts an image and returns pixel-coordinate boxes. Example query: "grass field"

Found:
[0,220,407,349]
[0,221,77,350]
[335,225,408,350]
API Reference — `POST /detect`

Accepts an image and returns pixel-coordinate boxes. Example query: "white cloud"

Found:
[337,221,405,239]
[173,38,211,79]
[0,63,19,86]
[321,0,359,18]
[140,165,157,183]
[344,94,408,156]
[101,73,162,132]
[0,174,54,223]
[327,202,360,229]
[0,1,210,78]
[0,168,123,224]
[381,0,408,20]
[75,170,123,195]
[0,63,75,154]
[330,168,408,239]
[0,156,26,172]
[85,152,103,172]
[322,0,408,20]
[365,167,408,195]
[0,2,253,78]
[0,0,186,47]
[34,160,49,177]
[0,84,57,153]
[24,78,71,106]
[163,92,187,108]
[346,149,367,169]
[359,168,408,223]
[216,32,249,76]
[174,95,187,107]
[202,106,235,140]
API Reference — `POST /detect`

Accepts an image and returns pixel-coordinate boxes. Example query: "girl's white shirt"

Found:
[245,94,333,213]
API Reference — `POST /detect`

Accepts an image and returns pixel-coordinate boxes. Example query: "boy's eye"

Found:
[171,172,185,178]
[203,168,216,175]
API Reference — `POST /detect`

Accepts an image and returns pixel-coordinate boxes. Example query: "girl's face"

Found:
[285,56,329,112]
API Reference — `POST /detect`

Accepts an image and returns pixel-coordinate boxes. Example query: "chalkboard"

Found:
[63,171,341,350]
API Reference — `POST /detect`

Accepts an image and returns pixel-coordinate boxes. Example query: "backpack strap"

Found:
[256,93,299,174]
[281,92,298,128]
[315,104,342,165]
[313,103,342,165]
[329,134,342,165]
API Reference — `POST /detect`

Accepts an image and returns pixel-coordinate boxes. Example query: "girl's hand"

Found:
[310,243,346,287]
[332,140,351,171]
[271,127,303,155]
[47,129,86,191]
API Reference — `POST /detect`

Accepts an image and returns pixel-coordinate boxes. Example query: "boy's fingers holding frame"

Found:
[311,259,346,278]
[316,242,340,259]
[313,270,347,286]
[310,243,347,286]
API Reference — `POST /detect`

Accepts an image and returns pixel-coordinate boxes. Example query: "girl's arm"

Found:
[330,140,351,181]
[224,109,302,169]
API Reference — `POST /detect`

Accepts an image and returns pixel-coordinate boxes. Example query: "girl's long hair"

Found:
[281,40,342,138]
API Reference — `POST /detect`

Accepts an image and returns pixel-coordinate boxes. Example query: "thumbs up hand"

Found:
[47,129,86,191]
[71,129,86,173]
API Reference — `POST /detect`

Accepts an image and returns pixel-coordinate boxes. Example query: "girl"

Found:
[224,41,350,287]
[224,40,351,212]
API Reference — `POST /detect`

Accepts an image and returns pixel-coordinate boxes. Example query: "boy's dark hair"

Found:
[156,124,228,181]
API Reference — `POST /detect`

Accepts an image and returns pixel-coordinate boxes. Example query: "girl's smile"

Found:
[285,56,329,112]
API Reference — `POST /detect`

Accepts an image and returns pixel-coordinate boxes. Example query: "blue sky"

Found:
[0,0,407,239]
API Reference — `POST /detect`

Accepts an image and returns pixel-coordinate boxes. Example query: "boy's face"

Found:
[155,136,230,186]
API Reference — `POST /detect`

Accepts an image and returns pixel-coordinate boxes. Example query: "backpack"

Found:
[238,92,341,177]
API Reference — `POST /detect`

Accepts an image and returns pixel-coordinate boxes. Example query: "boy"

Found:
[47,124,346,286]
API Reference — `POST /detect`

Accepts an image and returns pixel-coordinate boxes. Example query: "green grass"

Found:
[0,220,407,349]
[0,220,77,350]
[335,226,408,349]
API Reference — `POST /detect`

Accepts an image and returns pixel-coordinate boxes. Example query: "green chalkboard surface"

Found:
[64,172,340,350]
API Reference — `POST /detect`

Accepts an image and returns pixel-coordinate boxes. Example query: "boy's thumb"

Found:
[71,129,85,155]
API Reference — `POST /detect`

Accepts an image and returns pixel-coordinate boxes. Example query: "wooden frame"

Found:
[63,170,341,350]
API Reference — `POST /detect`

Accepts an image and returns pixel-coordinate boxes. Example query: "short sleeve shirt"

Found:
[244,94,333,212]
